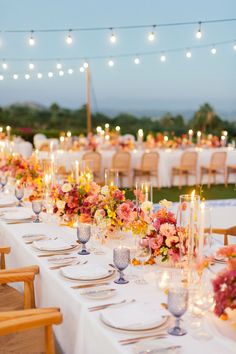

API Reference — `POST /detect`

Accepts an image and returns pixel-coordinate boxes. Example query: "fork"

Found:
[49,260,87,270]
[119,333,167,346]
[89,298,135,312]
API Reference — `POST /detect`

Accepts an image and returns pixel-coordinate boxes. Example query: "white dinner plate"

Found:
[81,287,117,300]
[33,239,76,251]
[61,264,114,281]
[2,211,33,221]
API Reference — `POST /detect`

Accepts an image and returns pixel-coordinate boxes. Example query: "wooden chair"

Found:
[212,226,236,246]
[133,152,160,188]
[226,165,236,186]
[0,246,10,270]
[82,151,102,183]
[171,151,198,189]
[200,151,227,188]
[0,308,62,354]
[112,151,131,187]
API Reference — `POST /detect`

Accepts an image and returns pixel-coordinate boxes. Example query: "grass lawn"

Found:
[124,184,236,203]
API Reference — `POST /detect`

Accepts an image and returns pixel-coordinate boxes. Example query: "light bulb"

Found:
[186,50,192,58]
[83,61,89,68]
[195,22,202,39]
[13,74,18,80]
[29,32,35,46]
[148,31,155,42]
[2,62,8,70]
[66,31,73,45]
[68,68,73,74]
[48,72,53,78]
[211,47,217,55]
[110,31,116,43]
[108,59,114,67]
[56,63,62,70]
[160,54,166,62]
[37,73,43,79]
[25,74,30,80]
[29,63,35,70]
[80,66,85,72]
[233,43,236,51]
[134,57,140,64]
[59,70,64,76]
[0,75,4,81]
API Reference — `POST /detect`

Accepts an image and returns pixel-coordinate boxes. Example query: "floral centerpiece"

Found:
[212,245,236,320]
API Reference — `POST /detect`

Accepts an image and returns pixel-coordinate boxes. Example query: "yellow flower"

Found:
[56,200,66,210]
[159,199,173,209]
[61,183,72,193]
[107,209,116,218]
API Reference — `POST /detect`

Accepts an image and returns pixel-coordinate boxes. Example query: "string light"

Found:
[66,30,73,45]
[160,53,166,62]
[148,26,156,41]
[68,68,73,74]
[186,49,192,58]
[37,73,43,79]
[25,74,30,80]
[48,72,53,78]
[211,46,217,54]
[58,70,64,76]
[79,66,85,72]
[2,62,8,69]
[109,28,117,43]
[28,31,35,46]
[233,42,236,51]
[83,61,89,68]
[13,74,18,80]
[134,56,140,64]
[56,63,62,69]
[0,75,4,81]
[108,59,114,67]
[196,22,202,39]
[29,63,35,70]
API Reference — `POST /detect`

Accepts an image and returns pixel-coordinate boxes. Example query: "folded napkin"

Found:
[101,302,166,329]
[62,264,109,279]
[3,210,33,220]
[0,196,16,206]
[33,239,72,251]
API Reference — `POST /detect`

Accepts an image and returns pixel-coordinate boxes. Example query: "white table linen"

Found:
[0,202,235,354]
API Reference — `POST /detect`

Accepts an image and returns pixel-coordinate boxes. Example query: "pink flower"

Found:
[159,223,176,238]
[112,189,125,201]
[149,235,163,250]
[165,235,179,248]
[117,202,135,222]
[153,219,161,232]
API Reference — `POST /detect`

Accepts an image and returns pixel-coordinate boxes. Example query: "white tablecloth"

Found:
[0,201,236,354]
[39,147,236,187]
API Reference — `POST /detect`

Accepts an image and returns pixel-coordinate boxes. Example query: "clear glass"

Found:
[32,200,42,223]
[134,238,151,285]
[77,223,91,255]
[113,247,130,284]
[135,181,153,204]
[201,207,213,258]
[80,160,94,182]
[15,186,24,207]
[104,168,119,187]
[168,287,188,336]
[0,175,8,192]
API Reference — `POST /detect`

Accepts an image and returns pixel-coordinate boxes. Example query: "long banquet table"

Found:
[39,147,236,187]
[0,201,236,354]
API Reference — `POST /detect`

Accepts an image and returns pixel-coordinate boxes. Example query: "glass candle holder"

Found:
[77,223,91,255]
[113,247,130,284]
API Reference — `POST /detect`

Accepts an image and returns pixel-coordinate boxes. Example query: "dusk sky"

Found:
[1,0,236,114]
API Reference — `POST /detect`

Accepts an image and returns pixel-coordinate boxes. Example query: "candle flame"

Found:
[191,190,195,200]
[200,202,205,211]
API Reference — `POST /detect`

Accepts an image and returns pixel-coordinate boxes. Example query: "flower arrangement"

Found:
[212,245,236,319]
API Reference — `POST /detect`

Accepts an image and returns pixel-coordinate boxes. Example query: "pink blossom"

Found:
[149,235,163,250]
[117,202,135,222]
[112,189,125,201]
[159,223,176,238]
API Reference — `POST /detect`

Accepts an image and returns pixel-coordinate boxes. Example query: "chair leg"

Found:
[224,234,228,246]
[45,325,55,354]
[224,169,227,187]
[207,171,211,188]
[0,253,6,270]
[179,171,182,189]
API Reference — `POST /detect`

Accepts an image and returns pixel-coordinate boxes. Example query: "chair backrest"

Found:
[38,142,50,152]
[112,151,131,171]
[210,151,227,168]
[212,226,236,245]
[180,151,198,169]
[82,152,101,173]
[141,152,159,172]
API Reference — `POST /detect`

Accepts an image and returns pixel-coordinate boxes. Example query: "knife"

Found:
[137,345,182,353]
[71,282,110,289]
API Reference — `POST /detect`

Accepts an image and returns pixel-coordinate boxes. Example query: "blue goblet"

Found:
[167,287,188,336]
[113,247,130,284]
[77,224,91,255]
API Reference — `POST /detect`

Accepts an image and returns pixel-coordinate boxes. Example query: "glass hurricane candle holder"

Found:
[77,223,91,255]
[113,247,130,284]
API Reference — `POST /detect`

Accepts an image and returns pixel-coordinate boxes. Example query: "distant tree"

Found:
[50,103,60,124]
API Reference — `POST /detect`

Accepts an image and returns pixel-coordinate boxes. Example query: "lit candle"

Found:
[60,136,65,149]
[34,149,39,161]
[115,126,120,135]
[0,127,3,133]
[96,126,102,135]
[137,129,144,146]
[105,123,110,134]
[198,202,205,261]
[222,131,228,146]
[67,131,72,138]
[188,129,193,143]
[105,134,110,142]
[75,160,79,183]
[220,135,226,147]
[50,141,54,153]
[6,126,11,140]
[164,135,168,143]
[197,131,201,145]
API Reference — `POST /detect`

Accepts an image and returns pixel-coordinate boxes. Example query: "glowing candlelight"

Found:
[6,126,11,139]
[198,202,205,261]
[115,126,120,134]
[105,123,110,134]
[164,135,168,143]
[197,131,201,145]
[188,129,193,143]
[0,127,3,133]
[67,131,72,138]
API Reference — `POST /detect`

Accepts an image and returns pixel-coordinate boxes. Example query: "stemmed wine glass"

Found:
[77,223,91,255]
[15,186,24,207]
[32,200,42,223]
[167,286,189,336]
[134,238,151,285]
[0,175,8,192]
[113,247,130,284]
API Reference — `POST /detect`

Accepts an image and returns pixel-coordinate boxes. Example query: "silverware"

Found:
[82,288,116,295]
[119,333,167,346]
[108,263,117,270]
[71,282,111,290]
[137,345,181,353]
[49,260,88,270]
[89,298,135,312]
[5,220,33,224]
